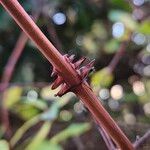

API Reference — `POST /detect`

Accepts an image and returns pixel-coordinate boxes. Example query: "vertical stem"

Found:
[108,41,127,73]
[0,32,28,91]
[0,14,39,138]
[46,19,63,52]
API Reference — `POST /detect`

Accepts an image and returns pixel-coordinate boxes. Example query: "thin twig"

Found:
[134,130,150,149]
[0,14,39,138]
[73,137,84,150]
[41,0,63,51]
[0,32,28,138]
[108,41,128,73]
[45,18,63,52]
[97,126,116,150]
[0,32,28,92]
[93,117,116,150]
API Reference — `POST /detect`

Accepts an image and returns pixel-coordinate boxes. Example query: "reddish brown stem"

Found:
[0,0,134,149]
[108,41,127,73]
[0,13,39,137]
[74,82,133,149]
[0,32,28,137]
[0,32,28,92]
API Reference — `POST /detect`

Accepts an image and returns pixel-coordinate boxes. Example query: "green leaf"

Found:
[124,93,139,103]
[0,126,5,139]
[108,10,138,31]
[35,141,62,150]
[13,103,40,120]
[91,21,107,39]
[138,20,150,35]
[22,97,48,110]
[26,122,52,150]
[91,67,114,90]
[104,39,120,54]
[4,86,23,108]
[10,115,40,147]
[83,33,98,54]
[0,140,9,150]
[50,123,91,144]
[110,0,132,11]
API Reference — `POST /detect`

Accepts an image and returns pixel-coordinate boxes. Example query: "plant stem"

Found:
[74,82,133,149]
[45,18,63,52]
[0,32,28,138]
[92,115,116,150]
[108,41,127,73]
[0,0,134,149]
[133,130,150,149]
[0,13,39,138]
[97,124,116,150]
[0,32,28,91]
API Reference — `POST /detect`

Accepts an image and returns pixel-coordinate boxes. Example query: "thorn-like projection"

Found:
[74,57,86,69]
[64,54,75,62]
[80,59,95,79]
[51,76,64,90]
[55,83,70,97]
[69,54,75,62]
[51,67,57,77]
[51,54,95,97]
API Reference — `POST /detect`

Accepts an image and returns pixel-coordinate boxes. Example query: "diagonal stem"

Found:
[74,82,133,149]
[108,41,127,73]
[97,125,116,150]
[0,0,134,149]
[0,32,28,92]
[133,130,150,149]
[93,116,116,150]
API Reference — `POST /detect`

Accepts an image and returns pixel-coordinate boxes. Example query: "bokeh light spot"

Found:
[112,22,125,38]
[110,85,123,100]
[27,90,38,101]
[132,33,146,45]
[124,113,136,125]
[99,88,110,100]
[133,0,144,6]
[132,81,145,96]
[60,110,72,121]
[52,12,66,25]
[108,99,119,111]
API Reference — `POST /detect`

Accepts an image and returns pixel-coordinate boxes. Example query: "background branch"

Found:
[134,130,150,149]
